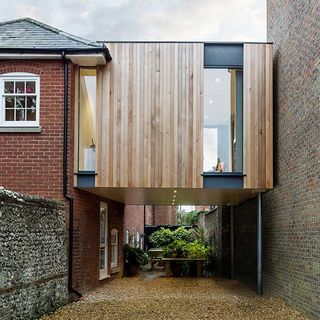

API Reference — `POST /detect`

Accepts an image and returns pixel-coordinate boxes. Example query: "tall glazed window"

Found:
[99,202,109,279]
[203,69,243,172]
[79,68,97,171]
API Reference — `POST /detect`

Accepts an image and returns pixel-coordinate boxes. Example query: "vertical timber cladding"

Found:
[243,43,273,189]
[96,42,204,188]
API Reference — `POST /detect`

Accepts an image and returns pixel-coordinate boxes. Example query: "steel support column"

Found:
[257,192,263,295]
[230,205,234,279]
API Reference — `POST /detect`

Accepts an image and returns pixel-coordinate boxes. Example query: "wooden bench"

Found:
[162,258,206,277]
[148,248,164,269]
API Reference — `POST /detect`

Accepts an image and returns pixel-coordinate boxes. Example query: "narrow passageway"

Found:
[42,272,307,320]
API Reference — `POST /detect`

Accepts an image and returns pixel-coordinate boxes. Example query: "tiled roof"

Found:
[0,17,103,50]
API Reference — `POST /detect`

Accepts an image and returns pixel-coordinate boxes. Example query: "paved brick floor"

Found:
[42,273,308,320]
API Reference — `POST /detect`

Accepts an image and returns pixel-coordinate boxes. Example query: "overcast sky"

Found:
[0,0,266,42]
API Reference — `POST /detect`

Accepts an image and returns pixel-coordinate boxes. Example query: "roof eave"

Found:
[0,47,112,63]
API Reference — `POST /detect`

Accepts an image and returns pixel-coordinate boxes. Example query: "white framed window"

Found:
[99,202,109,280]
[0,72,40,127]
[136,230,141,248]
[125,229,129,244]
[111,229,118,268]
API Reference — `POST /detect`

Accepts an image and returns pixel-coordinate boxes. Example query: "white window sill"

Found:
[0,126,42,133]
[111,267,119,274]
[99,274,111,281]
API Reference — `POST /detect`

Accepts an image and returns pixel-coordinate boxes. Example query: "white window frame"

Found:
[136,230,141,248]
[0,72,40,127]
[125,229,129,245]
[99,202,109,280]
[111,228,119,269]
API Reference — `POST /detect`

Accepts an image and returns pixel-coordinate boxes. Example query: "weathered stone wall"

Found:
[198,207,231,277]
[0,188,68,320]
[234,1,320,318]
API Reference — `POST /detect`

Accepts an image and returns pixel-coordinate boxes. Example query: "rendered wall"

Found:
[0,188,67,320]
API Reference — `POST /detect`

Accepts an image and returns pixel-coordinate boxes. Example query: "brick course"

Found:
[234,2,320,318]
[124,205,145,247]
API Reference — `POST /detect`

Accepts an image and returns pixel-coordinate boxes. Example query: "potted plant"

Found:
[124,244,148,276]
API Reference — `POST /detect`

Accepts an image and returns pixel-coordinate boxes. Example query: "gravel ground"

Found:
[42,273,308,320]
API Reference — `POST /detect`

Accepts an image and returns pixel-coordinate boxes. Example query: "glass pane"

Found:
[5,97,14,108]
[4,81,14,93]
[16,97,25,109]
[79,69,97,171]
[27,96,36,109]
[111,245,115,264]
[100,248,105,269]
[26,81,36,93]
[203,128,218,171]
[5,109,14,121]
[15,81,25,94]
[204,69,231,172]
[26,109,36,121]
[100,210,105,244]
[16,109,25,121]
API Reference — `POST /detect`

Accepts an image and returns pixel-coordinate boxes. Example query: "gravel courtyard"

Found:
[42,273,308,320]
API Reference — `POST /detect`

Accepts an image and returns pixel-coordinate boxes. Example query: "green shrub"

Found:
[148,227,174,248]
[188,227,208,245]
[162,240,189,258]
[124,244,148,268]
[162,240,210,259]
[149,226,196,248]
[184,241,210,259]
[173,226,194,242]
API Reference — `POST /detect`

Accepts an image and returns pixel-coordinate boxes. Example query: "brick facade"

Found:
[0,60,65,199]
[0,60,125,294]
[234,2,320,318]
[123,205,145,247]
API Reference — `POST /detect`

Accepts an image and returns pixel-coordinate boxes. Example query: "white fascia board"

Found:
[0,53,107,66]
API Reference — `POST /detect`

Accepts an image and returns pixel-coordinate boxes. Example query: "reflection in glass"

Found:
[15,81,25,93]
[79,68,97,171]
[4,81,14,93]
[100,248,105,269]
[203,69,243,172]
[100,209,105,244]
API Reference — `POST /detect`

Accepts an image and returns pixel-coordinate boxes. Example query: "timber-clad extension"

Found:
[78,41,273,196]
[95,43,204,188]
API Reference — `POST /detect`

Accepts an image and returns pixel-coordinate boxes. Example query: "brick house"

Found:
[0,17,275,300]
[0,18,125,295]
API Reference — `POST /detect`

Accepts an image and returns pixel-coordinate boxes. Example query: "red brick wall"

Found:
[0,60,124,294]
[124,205,145,247]
[154,206,177,225]
[0,60,66,199]
[72,189,124,292]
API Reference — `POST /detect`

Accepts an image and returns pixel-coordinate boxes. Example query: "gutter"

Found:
[61,51,82,299]
[0,47,112,61]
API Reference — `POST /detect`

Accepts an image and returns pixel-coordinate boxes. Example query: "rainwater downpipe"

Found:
[257,192,263,296]
[62,51,82,298]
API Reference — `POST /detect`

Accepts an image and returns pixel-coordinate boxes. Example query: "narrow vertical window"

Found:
[203,68,243,172]
[135,230,141,248]
[99,202,109,279]
[111,229,118,268]
[125,230,129,244]
[79,68,97,171]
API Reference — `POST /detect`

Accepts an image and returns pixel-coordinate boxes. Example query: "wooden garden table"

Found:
[162,258,206,277]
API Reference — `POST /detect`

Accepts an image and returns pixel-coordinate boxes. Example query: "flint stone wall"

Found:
[0,187,67,320]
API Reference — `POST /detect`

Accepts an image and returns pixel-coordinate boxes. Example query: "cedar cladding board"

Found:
[95,43,204,188]
[234,1,320,319]
[0,188,67,320]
